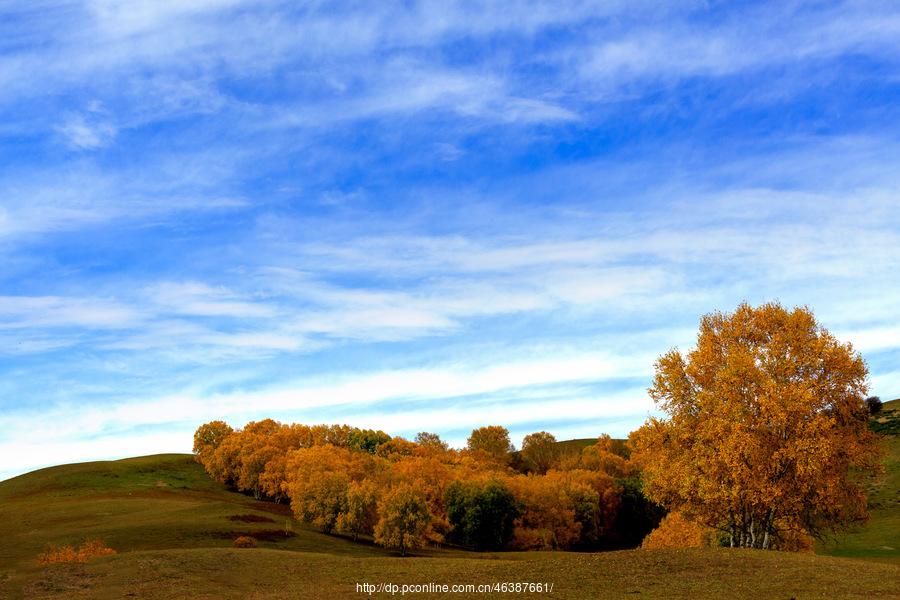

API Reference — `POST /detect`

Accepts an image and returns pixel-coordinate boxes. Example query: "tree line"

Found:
[193,421,660,554]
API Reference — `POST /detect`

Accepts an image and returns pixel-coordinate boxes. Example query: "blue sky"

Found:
[2,1,900,480]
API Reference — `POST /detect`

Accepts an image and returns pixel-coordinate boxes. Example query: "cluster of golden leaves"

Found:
[631,302,882,550]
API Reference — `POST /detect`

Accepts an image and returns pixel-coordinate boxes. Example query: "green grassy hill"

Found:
[818,398,900,563]
[0,454,392,599]
[2,447,899,598]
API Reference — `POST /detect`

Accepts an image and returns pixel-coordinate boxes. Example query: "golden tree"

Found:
[631,302,882,549]
[192,420,233,466]
[374,483,433,556]
[520,431,559,474]
[467,426,514,465]
[284,445,372,533]
[338,479,380,541]
[506,473,580,550]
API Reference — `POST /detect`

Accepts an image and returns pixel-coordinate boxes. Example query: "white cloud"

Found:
[148,282,275,318]
[0,295,142,330]
[0,349,650,437]
[58,114,117,149]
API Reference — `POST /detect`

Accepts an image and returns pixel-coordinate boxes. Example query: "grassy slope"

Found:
[0,454,389,599]
[818,398,900,563]
[1,417,899,599]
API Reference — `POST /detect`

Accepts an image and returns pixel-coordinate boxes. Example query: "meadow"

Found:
[0,400,897,599]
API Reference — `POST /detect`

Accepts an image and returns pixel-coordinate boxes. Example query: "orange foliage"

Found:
[506,473,580,550]
[233,535,258,548]
[520,431,558,474]
[374,483,432,556]
[632,302,883,549]
[193,420,623,552]
[467,425,514,465]
[38,539,116,565]
[641,512,717,549]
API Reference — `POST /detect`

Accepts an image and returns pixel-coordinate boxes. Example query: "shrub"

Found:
[234,535,256,548]
[233,535,258,548]
[773,528,815,552]
[38,539,116,564]
[641,512,717,549]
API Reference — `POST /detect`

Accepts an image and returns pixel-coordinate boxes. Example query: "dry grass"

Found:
[17,547,900,600]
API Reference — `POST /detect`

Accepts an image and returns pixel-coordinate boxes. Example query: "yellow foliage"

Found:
[632,302,883,549]
[506,473,581,550]
[233,535,257,548]
[467,425,514,465]
[641,512,717,549]
[374,483,433,555]
[520,431,559,474]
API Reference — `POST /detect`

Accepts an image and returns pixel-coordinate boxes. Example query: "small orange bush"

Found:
[233,535,258,548]
[775,528,815,552]
[641,512,717,549]
[38,539,116,565]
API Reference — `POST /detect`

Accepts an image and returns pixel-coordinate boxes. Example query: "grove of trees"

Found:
[193,422,643,553]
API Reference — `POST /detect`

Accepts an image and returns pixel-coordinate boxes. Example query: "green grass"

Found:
[0,454,389,599]
[2,416,899,598]
[818,398,900,564]
[553,436,629,457]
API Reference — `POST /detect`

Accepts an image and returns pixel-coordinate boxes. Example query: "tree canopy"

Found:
[631,302,882,549]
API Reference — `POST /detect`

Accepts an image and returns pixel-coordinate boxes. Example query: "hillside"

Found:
[0,454,390,599]
[818,398,900,563]
[1,448,899,598]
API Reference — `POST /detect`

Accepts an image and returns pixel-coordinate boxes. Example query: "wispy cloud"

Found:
[1,1,899,479]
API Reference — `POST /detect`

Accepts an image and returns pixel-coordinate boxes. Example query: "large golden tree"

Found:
[631,302,881,549]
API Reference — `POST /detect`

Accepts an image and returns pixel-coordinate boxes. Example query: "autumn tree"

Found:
[375,436,417,459]
[258,453,290,503]
[556,469,622,547]
[520,431,558,474]
[338,479,379,541]
[390,457,454,542]
[415,432,449,452]
[374,484,433,556]
[235,420,287,499]
[631,302,882,550]
[577,435,631,479]
[467,426,514,464]
[506,474,580,550]
[204,430,244,487]
[193,421,234,466]
[284,445,378,533]
[349,429,391,453]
